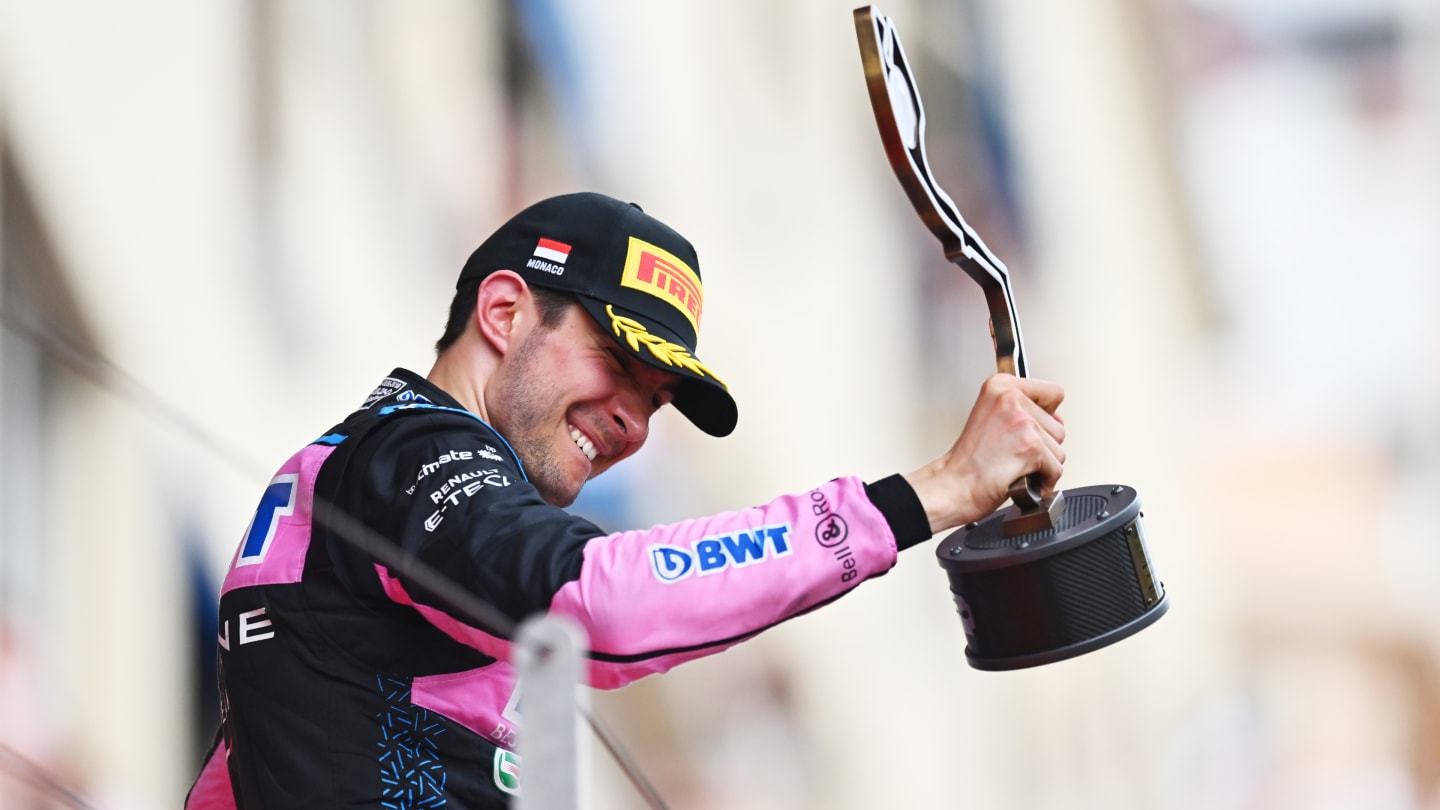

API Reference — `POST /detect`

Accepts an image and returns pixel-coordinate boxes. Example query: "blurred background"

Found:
[2,0,1438,807]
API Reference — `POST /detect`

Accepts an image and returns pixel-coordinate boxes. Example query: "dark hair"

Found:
[435,279,575,354]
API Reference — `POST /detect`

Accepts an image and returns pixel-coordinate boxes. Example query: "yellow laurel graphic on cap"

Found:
[606,305,727,389]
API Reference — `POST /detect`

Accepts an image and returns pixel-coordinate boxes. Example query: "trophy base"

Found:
[935,484,1167,671]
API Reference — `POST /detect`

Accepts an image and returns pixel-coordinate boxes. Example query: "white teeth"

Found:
[569,426,597,462]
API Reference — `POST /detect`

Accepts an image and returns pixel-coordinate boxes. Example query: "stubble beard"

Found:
[491,329,582,507]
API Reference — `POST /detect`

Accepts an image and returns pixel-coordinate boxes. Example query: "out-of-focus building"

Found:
[1,1,1437,808]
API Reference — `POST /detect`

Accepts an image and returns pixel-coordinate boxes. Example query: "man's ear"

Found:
[473,271,533,355]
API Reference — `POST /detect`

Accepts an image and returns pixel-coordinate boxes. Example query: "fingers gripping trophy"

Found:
[854,6,1168,670]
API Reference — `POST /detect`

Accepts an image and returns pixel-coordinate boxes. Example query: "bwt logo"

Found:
[649,525,792,583]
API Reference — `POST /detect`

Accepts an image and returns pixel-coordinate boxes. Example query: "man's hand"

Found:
[904,374,1066,536]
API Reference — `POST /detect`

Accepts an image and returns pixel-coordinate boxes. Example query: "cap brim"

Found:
[574,295,738,437]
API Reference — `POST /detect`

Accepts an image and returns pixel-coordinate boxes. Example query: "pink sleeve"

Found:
[549,475,899,688]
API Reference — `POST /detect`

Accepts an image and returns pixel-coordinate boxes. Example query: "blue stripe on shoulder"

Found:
[376,403,528,481]
[314,433,348,446]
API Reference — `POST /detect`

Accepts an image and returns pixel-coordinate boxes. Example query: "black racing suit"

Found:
[186,368,930,808]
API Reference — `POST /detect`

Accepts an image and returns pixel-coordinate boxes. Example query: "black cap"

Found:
[458,192,737,437]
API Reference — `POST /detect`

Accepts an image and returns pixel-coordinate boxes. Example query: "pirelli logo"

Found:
[620,237,703,332]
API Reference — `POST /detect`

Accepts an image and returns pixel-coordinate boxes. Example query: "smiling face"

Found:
[486,301,679,506]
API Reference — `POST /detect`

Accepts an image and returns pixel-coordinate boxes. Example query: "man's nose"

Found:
[609,393,649,445]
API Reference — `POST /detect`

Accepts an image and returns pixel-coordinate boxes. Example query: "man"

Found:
[186,192,1065,808]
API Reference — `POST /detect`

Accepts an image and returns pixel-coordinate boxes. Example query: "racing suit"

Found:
[186,368,932,809]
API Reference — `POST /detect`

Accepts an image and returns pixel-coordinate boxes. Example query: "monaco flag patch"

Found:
[533,238,571,264]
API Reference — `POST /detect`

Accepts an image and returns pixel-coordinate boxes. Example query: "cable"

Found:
[319,503,671,810]
[0,302,672,810]
[0,298,274,479]
[0,742,96,810]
